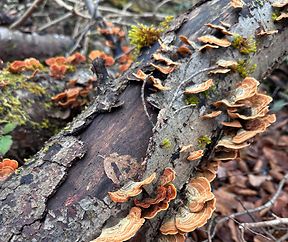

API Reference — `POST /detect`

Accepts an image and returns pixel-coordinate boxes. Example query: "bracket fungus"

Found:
[198,44,219,51]
[210,77,275,163]
[272,0,288,8]
[187,150,204,161]
[0,158,18,181]
[159,234,185,242]
[136,168,177,219]
[152,53,179,66]
[108,172,156,203]
[230,0,244,9]
[184,79,214,94]
[9,58,43,73]
[186,177,214,212]
[175,198,216,233]
[160,198,216,235]
[88,50,115,66]
[91,207,145,242]
[197,35,231,47]
[201,110,222,120]
[205,23,233,36]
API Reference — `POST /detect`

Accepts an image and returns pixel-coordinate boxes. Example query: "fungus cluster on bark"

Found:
[0,158,18,181]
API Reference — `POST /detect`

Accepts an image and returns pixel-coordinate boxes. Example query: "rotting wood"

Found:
[0,0,288,241]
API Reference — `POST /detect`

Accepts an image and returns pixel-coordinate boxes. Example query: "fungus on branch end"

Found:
[91,207,145,242]
[108,173,156,203]
[184,79,214,94]
[186,177,214,212]
[0,158,18,181]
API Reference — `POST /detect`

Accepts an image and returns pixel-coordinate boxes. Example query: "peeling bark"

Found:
[0,0,287,241]
[0,27,74,61]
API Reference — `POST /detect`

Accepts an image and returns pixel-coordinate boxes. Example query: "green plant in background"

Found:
[232,34,257,54]
[237,59,257,78]
[128,16,173,51]
[0,122,17,156]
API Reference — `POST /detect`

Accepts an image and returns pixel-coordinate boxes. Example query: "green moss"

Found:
[198,135,211,148]
[128,23,162,51]
[237,59,257,78]
[272,10,281,21]
[232,34,257,55]
[160,16,174,30]
[184,95,199,105]
[160,138,172,149]
[128,17,173,52]
[0,69,46,125]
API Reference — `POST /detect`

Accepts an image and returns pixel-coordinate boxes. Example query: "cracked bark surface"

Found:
[0,0,287,241]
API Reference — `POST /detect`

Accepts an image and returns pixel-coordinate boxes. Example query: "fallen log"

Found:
[0,27,74,61]
[0,0,287,241]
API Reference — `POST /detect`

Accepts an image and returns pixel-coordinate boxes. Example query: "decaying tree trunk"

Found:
[0,0,287,241]
[0,27,74,61]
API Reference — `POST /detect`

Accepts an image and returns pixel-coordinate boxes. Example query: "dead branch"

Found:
[0,27,74,61]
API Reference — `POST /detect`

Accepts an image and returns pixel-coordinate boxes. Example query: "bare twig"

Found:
[240,218,288,229]
[10,0,45,29]
[38,12,72,32]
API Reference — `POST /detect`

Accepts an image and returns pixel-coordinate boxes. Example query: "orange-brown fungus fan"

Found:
[195,160,220,182]
[160,176,216,235]
[211,77,276,162]
[230,0,244,9]
[91,207,145,242]
[160,198,216,235]
[88,50,115,66]
[159,234,186,242]
[175,198,216,233]
[272,0,288,8]
[201,111,222,120]
[187,150,204,161]
[186,177,214,212]
[205,23,233,36]
[45,52,86,79]
[135,168,177,219]
[197,35,231,47]
[184,79,214,94]
[0,158,18,181]
[177,45,192,56]
[108,173,156,203]
[9,58,43,73]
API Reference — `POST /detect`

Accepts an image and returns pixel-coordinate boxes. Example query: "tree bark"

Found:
[0,0,287,241]
[0,27,74,61]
